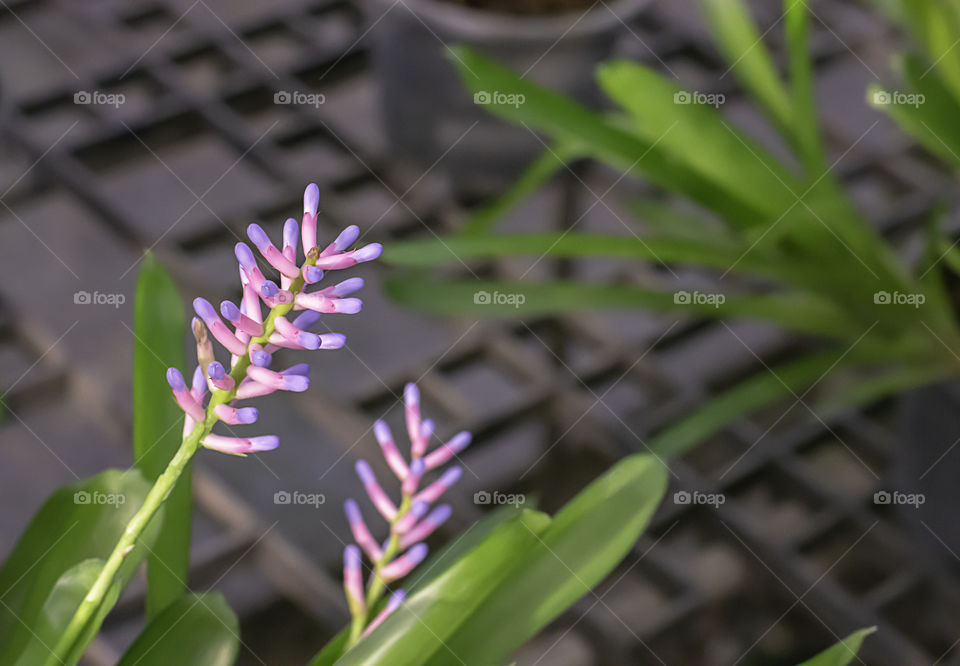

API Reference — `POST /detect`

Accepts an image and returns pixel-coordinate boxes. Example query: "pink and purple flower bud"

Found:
[400,505,451,549]
[302,183,320,253]
[424,432,471,470]
[362,589,405,638]
[380,543,427,582]
[246,365,310,392]
[343,545,365,613]
[202,433,279,455]
[356,460,397,521]
[213,404,258,425]
[167,368,206,422]
[403,383,425,457]
[414,467,462,504]
[206,361,235,391]
[248,223,300,278]
[194,298,247,356]
[401,458,425,497]
[393,500,429,534]
[345,499,383,561]
[374,420,408,480]
[220,300,263,338]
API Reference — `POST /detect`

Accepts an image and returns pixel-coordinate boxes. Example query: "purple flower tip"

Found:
[334,298,362,314]
[247,223,270,250]
[303,266,324,284]
[387,589,406,609]
[356,460,375,485]
[430,504,452,525]
[282,363,310,377]
[193,297,216,322]
[344,544,362,569]
[282,374,310,392]
[297,331,320,350]
[250,435,280,451]
[410,500,429,518]
[332,277,364,297]
[404,383,420,406]
[237,407,258,424]
[260,280,279,298]
[220,300,241,322]
[283,218,299,248]
[373,420,390,442]
[166,367,186,391]
[440,467,462,486]
[421,419,434,439]
[320,333,346,350]
[235,242,256,270]
[333,225,360,252]
[304,183,320,215]
[251,350,272,367]
[354,243,383,263]
[449,432,471,452]
[345,498,361,525]
[409,458,425,477]
[208,361,226,380]
[292,310,322,330]
[406,543,428,566]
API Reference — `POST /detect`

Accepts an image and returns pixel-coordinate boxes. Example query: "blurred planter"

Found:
[896,381,960,570]
[364,0,650,196]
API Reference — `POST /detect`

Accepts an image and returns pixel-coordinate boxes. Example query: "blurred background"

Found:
[0,0,957,664]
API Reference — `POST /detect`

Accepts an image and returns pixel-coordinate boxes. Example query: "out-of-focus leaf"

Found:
[134,251,191,619]
[116,593,239,666]
[596,59,802,221]
[460,140,580,237]
[0,470,161,665]
[894,1,960,103]
[797,627,876,666]
[433,454,667,666]
[784,0,825,172]
[335,511,553,665]
[698,0,793,133]
[448,46,767,225]
[385,276,860,339]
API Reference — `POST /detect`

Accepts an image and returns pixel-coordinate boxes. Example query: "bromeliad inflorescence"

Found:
[165,183,381,454]
[343,383,471,646]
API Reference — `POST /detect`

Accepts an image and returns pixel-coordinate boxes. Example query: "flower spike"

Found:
[341,383,472,647]
[163,183,378,457]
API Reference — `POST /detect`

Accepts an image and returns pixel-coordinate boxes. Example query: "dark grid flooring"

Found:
[0,0,958,664]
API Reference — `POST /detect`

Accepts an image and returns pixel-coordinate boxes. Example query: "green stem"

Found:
[48,257,318,665]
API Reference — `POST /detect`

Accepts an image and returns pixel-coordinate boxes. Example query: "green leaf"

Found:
[0,470,161,665]
[698,0,793,133]
[460,141,579,237]
[784,0,825,172]
[385,276,859,339]
[339,455,666,666]
[335,510,553,665]
[595,59,803,222]
[117,593,239,666]
[134,252,191,619]
[448,46,767,225]
[433,454,667,665]
[13,560,117,666]
[797,627,876,666]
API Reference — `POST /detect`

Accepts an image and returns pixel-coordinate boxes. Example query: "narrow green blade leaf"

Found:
[134,252,191,619]
[117,593,239,666]
[432,454,668,665]
[0,470,161,665]
[698,0,793,133]
[385,276,859,339]
[784,0,826,172]
[797,627,876,666]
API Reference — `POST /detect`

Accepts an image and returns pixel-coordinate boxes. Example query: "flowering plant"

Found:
[0,184,871,665]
